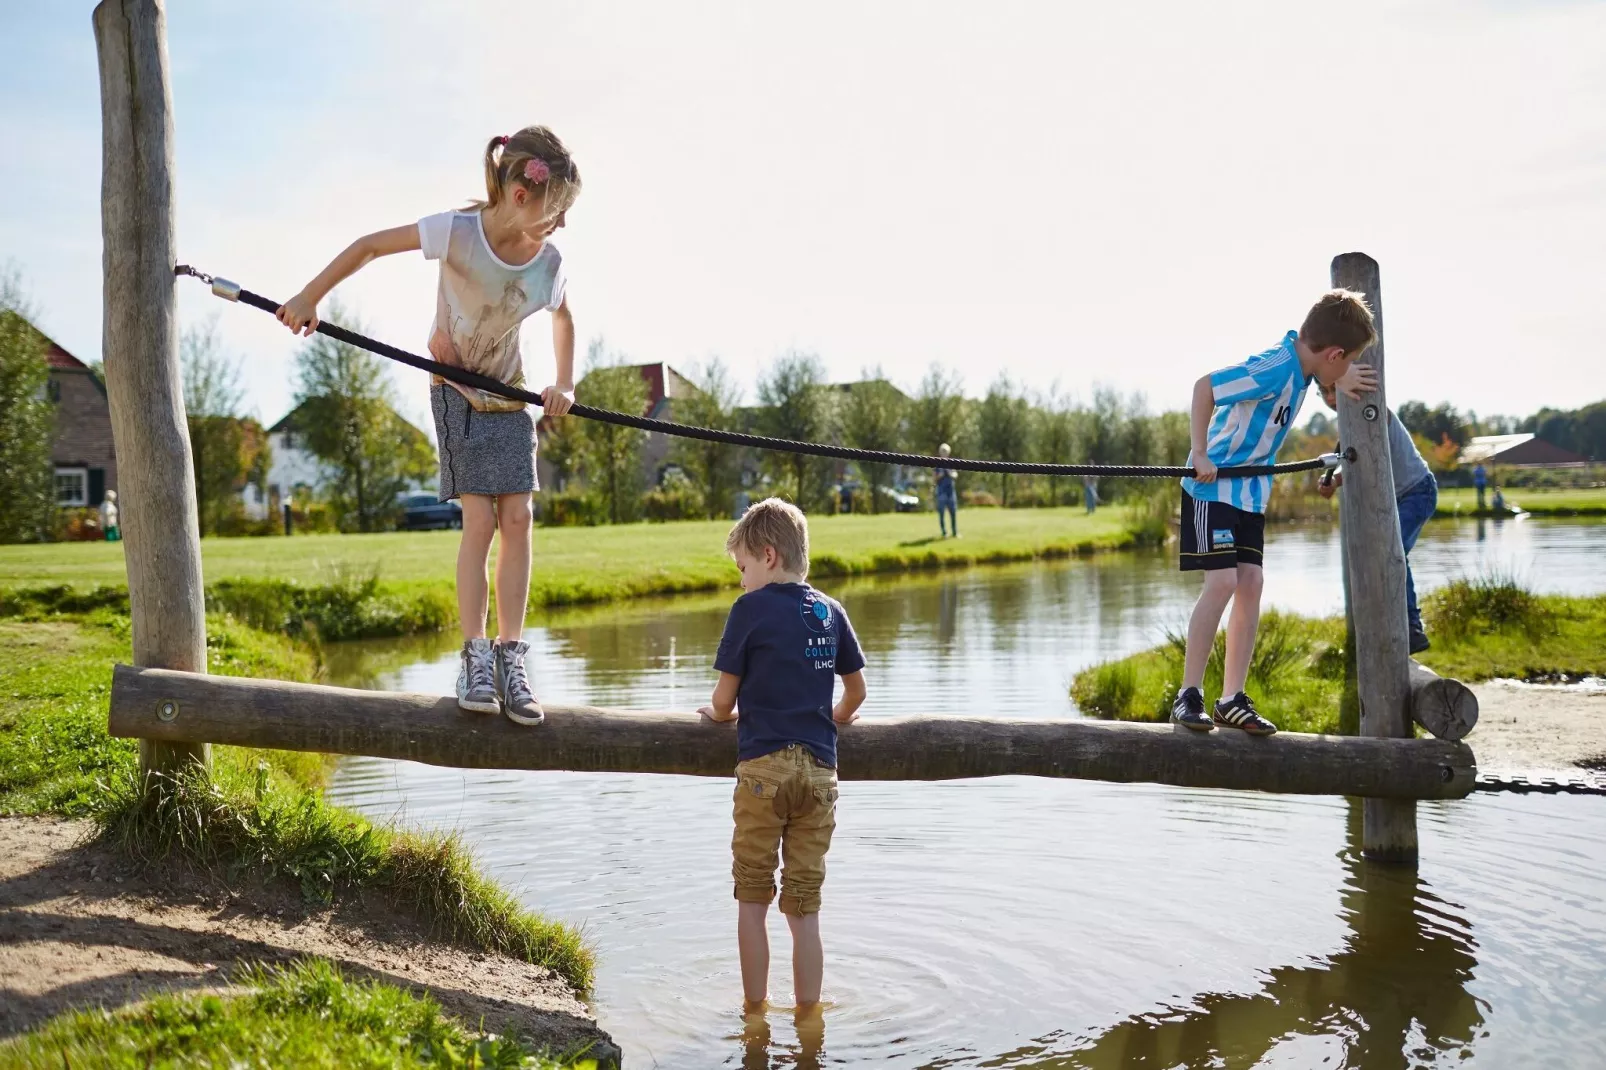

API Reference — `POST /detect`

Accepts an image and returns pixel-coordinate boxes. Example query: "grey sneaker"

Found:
[456,638,500,714]
[496,639,545,726]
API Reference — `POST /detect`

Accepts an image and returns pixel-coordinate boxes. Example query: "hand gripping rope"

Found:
[176,266,1349,480]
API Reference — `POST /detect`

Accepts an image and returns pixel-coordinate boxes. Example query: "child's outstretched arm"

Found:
[276,224,422,336]
[544,296,576,416]
[833,671,866,725]
[1190,375,1218,483]
[699,672,741,723]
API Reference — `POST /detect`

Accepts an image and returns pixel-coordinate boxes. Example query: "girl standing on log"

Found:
[275,126,581,726]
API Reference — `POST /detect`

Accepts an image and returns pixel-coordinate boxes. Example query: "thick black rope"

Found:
[177,266,1342,479]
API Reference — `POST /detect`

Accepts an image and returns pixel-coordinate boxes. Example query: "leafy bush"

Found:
[537,490,602,527]
[642,483,701,522]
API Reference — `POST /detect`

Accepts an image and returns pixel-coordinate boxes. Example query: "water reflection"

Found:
[1007,802,1484,1070]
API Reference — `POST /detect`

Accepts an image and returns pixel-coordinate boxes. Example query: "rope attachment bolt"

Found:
[174,264,239,302]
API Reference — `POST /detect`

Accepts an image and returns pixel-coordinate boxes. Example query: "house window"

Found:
[55,467,89,507]
[47,379,62,403]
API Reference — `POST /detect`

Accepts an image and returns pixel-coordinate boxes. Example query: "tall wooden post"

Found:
[94,0,210,779]
[1331,253,1414,863]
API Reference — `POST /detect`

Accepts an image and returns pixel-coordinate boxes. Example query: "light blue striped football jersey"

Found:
[1180,331,1312,514]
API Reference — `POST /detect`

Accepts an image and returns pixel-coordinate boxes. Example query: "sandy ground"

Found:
[0,817,619,1066]
[1466,681,1606,775]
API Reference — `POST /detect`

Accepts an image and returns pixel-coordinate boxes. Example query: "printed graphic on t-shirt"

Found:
[800,591,838,669]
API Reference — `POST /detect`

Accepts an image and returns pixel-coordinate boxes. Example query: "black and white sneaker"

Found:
[1214,692,1278,735]
[1171,686,1213,732]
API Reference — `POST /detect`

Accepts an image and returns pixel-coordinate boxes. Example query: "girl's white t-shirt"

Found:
[417,209,565,412]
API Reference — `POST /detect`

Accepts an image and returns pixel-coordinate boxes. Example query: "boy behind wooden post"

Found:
[699,497,866,1016]
[1172,291,1379,735]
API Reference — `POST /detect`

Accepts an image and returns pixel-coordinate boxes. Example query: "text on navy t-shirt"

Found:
[713,582,865,767]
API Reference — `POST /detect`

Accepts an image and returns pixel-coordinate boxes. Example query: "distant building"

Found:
[539,362,704,490]
[34,325,117,510]
[248,399,434,518]
[1457,434,1588,469]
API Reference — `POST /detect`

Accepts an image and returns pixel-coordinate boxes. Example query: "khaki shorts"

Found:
[731,744,839,916]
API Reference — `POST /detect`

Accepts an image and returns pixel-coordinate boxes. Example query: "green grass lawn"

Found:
[0,507,1139,606]
[1436,485,1606,516]
[0,959,598,1070]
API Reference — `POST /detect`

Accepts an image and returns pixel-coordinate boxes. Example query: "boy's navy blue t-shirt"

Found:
[714,582,865,767]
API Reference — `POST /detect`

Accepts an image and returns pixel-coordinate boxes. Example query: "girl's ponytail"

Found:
[470,128,580,215]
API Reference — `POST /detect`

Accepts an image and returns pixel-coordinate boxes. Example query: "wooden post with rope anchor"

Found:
[1331,252,1416,863]
[93,0,210,783]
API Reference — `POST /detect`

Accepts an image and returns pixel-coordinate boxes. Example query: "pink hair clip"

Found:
[523,158,551,184]
[494,135,509,147]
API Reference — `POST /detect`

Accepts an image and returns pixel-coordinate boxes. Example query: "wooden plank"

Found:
[1332,252,1417,863]
[108,666,1478,800]
[93,0,209,779]
[1408,660,1478,742]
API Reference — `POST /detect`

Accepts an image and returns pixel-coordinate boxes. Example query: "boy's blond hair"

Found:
[1300,289,1378,358]
[726,497,810,575]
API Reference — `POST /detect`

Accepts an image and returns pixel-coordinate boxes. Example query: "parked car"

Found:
[401,494,462,530]
[832,482,920,513]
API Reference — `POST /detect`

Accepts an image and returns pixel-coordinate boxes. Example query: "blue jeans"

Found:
[1397,475,1438,633]
[936,491,958,536]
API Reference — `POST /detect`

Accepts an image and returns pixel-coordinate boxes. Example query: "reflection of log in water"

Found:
[1010,801,1486,1069]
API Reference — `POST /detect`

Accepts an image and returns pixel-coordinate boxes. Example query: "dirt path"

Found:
[0,818,619,1065]
[1467,681,1606,775]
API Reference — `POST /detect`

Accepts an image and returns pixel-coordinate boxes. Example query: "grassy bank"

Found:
[0,959,597,1070]
[0,507,1145,607]
[1070,578,1606,733]
[1436,485,1606,517]
[0,606,593,994]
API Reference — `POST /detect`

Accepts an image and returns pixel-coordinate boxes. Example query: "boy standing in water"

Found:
[700,498,867,1014]
[1172,291,1379,735]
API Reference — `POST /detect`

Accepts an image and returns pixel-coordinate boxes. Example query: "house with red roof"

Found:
[38,328,117,510]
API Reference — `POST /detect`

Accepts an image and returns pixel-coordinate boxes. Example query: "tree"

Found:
[909,364,968,453]
[181,316,270,535]
[575,339,648,524]
[0,274,56,543]
[757,351,831,510]
[1034,384,1077,506]
[1397,401,1471,448]
[976,374,1032,505]
[295,301,434,532]
[838,367,907,513]
[672,357,743,518]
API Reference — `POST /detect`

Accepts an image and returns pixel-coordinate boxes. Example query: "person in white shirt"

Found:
[276,126,580,726]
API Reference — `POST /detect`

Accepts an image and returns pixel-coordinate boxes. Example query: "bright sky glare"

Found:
[2,1,1602,431]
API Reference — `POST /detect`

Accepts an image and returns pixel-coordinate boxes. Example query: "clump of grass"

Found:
[1074,659,1138,718]
[94,766,594,994]
[1426,572,1554,643]
[0,957,601,1069]
[0,582,130,618]
[207,569,454,642]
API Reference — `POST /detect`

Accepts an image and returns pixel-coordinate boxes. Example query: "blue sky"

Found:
[3,0,1603,430]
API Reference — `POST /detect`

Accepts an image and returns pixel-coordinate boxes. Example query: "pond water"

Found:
[326,518,1606,1068]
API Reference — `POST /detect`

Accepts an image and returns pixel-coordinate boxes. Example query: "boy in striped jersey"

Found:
[1172,291,1379,735]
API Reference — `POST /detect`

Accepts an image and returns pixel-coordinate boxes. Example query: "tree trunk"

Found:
[94,0,209,780]
[1332,252,1416,864]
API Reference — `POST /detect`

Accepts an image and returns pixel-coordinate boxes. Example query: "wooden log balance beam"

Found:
[108,666,1477,800]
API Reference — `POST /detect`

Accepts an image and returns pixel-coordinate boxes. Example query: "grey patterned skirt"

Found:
[430,384,539,500]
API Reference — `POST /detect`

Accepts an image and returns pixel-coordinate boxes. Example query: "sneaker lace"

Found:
[502,648,535,705]
[1179,688,1205,714]
[467,646,495,692]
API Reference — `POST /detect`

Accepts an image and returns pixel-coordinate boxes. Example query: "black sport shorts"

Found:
[1179,489,1265,571]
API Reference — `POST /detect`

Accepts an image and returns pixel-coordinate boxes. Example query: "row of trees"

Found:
[538,346,1193,524]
